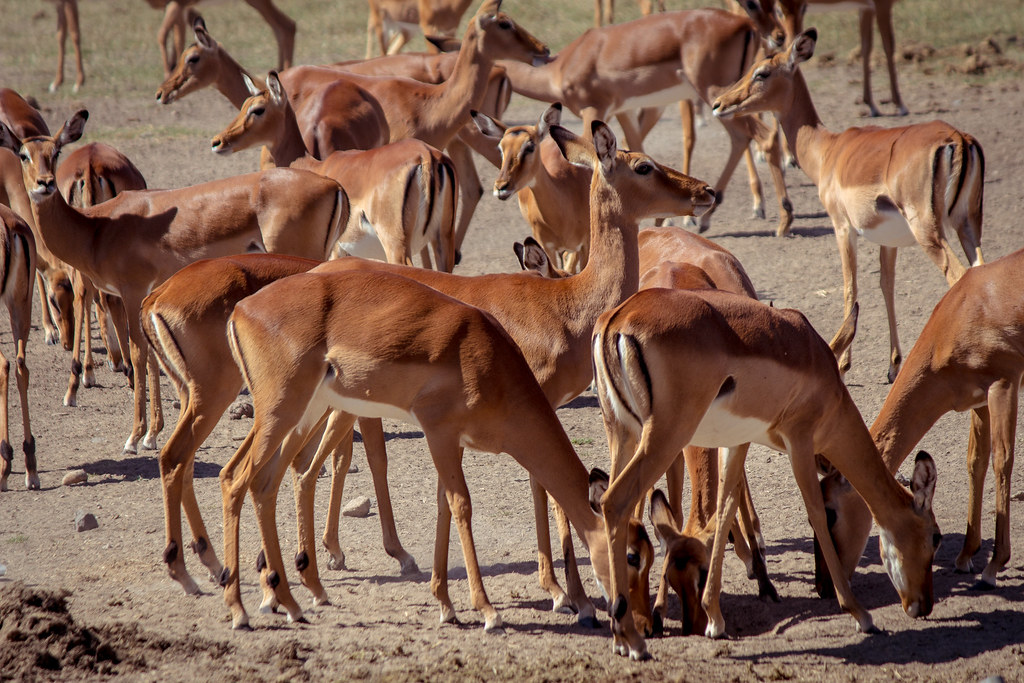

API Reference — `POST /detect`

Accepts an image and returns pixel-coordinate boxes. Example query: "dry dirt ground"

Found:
[2,32,1024,683]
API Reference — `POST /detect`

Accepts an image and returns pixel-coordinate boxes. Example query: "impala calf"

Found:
[593,288,940,659]
[212,71,457,273]
[0,111,348,455]
[0,205,37,492]
[219,269,628,631]
[713,29,984,382]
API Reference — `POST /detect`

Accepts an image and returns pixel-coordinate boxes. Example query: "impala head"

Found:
[0,110,88,202]
[877,451,942,619]
[712,28,818,120]
[549,121,717,221]
[588,469,657,637]
[471,0,550,66]
[211,72,282,155]
[771,0,809,47]
[472,103,562,200]
[733,0,787,54]
[155,15,219,104]
[649,490,710,636]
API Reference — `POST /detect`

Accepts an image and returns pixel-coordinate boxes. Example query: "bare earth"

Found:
[2,46,1024,683]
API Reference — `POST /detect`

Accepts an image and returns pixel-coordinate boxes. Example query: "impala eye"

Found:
[754,70,769,81]
[250,107,265,117]
[187,55,200,65]
[626,551,641,568]
[635,162,653,175]
[498,19,512,29]
[523,141,535,154]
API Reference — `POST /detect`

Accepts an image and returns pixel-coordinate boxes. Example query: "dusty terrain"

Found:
[2,13,1024,683]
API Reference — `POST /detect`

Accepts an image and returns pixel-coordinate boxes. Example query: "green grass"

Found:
[7,534,28,544]
[3,0,1021,102]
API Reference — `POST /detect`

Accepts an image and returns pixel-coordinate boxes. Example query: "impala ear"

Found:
[592,120,618,176]
[514,236,555,276]
[588,468,610,515]
[649,489,682,546]
[537,102,562,138]
[0,121,21,153]
[267,71,287,106]
[910,451,937,514]
[790,28,817,67]
[193,14,214,48]
[549,124,593,170]
[55,110,89,149]
[470,110,505,140]
[475,0,501,29]
[242,72,262,97]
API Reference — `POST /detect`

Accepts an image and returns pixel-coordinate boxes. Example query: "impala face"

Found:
[0,112,88,201]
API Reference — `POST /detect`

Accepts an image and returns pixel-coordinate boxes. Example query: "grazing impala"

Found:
[498,8,793,236]
[0,110,347,455]
[56,142,147,407]
[211,72,458,272]
[713,29,984,382]
[0,204,36,492]
[811,249,1024,599]
[775,0,907,117]
[255,120,714,633]
[593,287,941,658]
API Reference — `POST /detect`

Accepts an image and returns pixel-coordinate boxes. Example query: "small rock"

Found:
[1011,490,1024,502]
[348,463,359,474]
[75,511,99,532]
[62,469,88,486]
[0,563,7,577]
[895,472,911,487]
[228,402,254,420]
[342,497,372,518]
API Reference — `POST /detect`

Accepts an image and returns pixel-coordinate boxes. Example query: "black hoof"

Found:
[970,579,996,591]
[578,615,602,629]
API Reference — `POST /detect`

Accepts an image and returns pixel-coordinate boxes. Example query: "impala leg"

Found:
[63,271,90,407]
[429,434,500,631]
[833,221,858,377]
[102,294,130,374]
[51,1,68,92]
[321,420,352,571]
[244,0,296,70]
[37,273,61,347]
[756,121,794,237]
[530,478,571,614]
[64,0,84,92]
[0,347,10,492]
[295,413,352,607]
[123,301,149,454]
[737,471,778,602]
[250,431,306,624]
[873,1,907,116]
[79,277,97,388]
[360,417,418,574]
[220,430,258,629]
[431,474,457,625]
[958,406,990,577]
[790,443,877,634]
[742,147,766,220]
[653,451,688,626]
[982,381,1018,588]
[702,445,748,638]
[697,123,749,234]
[858,8,881,117]
[554,499,598,626]
[143,352,163,449]
[878,246,902,383]
[445,140,483,262]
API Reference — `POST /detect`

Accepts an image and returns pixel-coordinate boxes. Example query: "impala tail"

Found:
[415,153,458,271]
[593,316,653,436]
[937,132,985,267]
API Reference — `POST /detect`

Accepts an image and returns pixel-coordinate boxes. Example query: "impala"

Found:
[775,0,907,116]
[56,142,147,407]
[141,254,418,596]
[0,204,37,492]
[211,72,458,272]
[0,110,347,455]
[47,0,84,92]
[498,8,793,236]
[593,287,940,658]
[261,120,714,632]
[218,268,656,634]
[0,89,74,352]
[713,29,984,381]
[365,0,475,57]
[811,249,1024,599]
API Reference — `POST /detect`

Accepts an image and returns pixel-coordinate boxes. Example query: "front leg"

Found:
[123,304,149,454]
[701,445,748,638]
[832,220,859,377]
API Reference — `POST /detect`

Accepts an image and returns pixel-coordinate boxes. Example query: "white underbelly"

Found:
[298,378,419,435]
[856,208,916,247]
[615,82,699,116]
[337,212,387,261]
[688,400,773,449]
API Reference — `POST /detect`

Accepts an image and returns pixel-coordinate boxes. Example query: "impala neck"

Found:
[778,69,836,187]
[498,59,562,104]
[869,371,948,474]
[427,22,500,138]
[27,190,98,281]
[216,48,258,109]
[270,105,309,168]
[574,175,641,319]
[821,393,915,525]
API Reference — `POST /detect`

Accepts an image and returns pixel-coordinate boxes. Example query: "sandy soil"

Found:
[2,34,1024,683]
